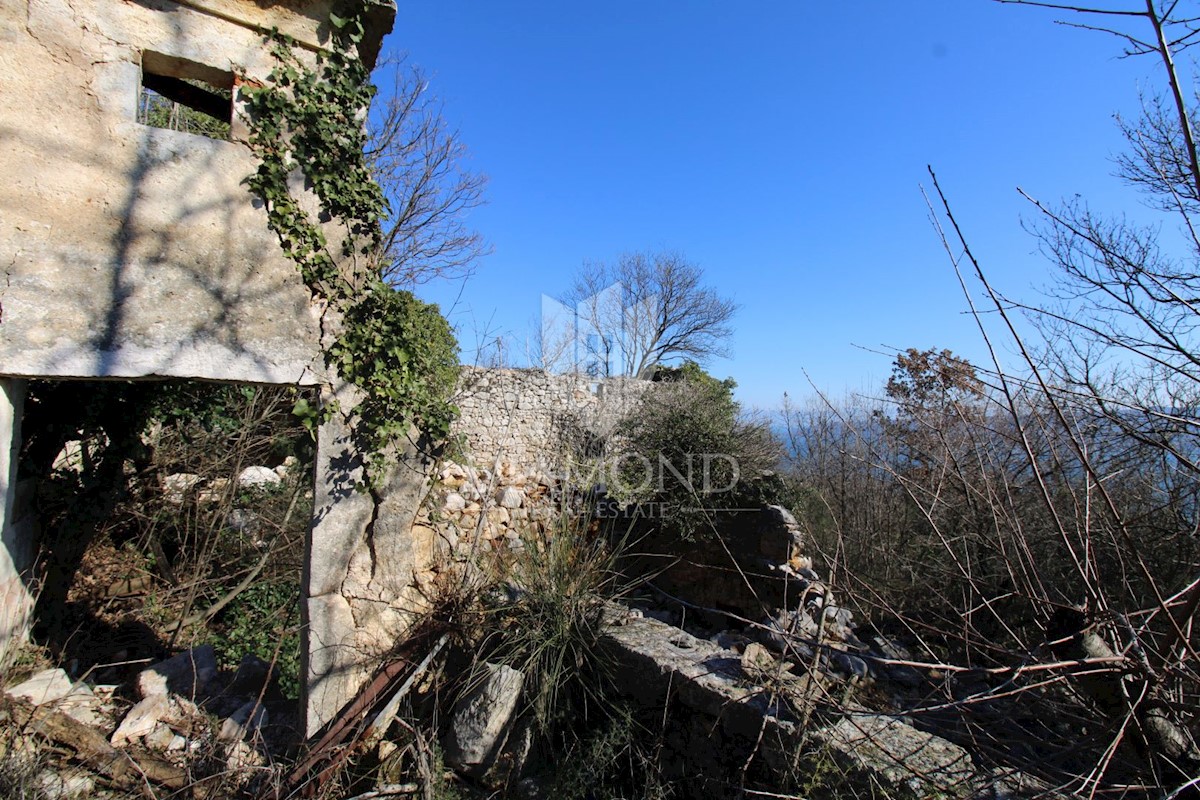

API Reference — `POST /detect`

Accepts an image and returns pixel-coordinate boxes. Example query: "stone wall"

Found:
[450,367,650,474]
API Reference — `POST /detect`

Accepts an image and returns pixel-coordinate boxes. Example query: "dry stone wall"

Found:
[450,367,650,476]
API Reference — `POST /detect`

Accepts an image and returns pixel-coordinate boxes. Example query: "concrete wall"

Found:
[0,0,343,384]
[0,0,406,736]
[0,380,34,660]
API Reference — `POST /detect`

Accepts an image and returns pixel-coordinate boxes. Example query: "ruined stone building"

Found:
[0,0,402,733]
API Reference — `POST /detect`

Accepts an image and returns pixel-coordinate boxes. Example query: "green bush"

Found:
[211,580,301,699]
[614,361,782,539]
[332,282,460,465]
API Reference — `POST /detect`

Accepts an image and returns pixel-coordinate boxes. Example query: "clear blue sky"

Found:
[378,1,1173,408]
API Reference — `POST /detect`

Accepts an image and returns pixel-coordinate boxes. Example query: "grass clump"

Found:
[486,520,622,733]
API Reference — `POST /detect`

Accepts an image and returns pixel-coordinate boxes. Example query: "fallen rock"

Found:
[759,610,817,662]
[197,477,231,504]
[137,645,217,700]
[7,668,73,705]
[111,694,171,745]
[444,492,467,513]
[741,642,783,682]
[50,440,85,474]
[237,465,283,490]
[441,462,468,481]
[274,456,299,478]
[162,472,202,503]
[6,669,104,726]
[56,686,105,727]
[602,605,992,798]
[225,738,266,774]
[497,486,524,509]
[226,508,262,534]
[144,722,176,751]
[112,692,207,747]
[828,650,869,680]
[442,662,525,777]
[218,699,268,743]
[36,770,94,800]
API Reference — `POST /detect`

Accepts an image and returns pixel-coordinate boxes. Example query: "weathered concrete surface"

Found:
[156,0,395,67]
[811,714,979,797]
[304,399,440,735]
[601,606,989,798]
[0,0,332,384]
[0,379,34,659]
[0,0,415,740]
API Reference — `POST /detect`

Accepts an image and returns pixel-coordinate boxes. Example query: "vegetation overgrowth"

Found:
[12,2,1200,799]
[613,360,784,540]
[241,9,459,484]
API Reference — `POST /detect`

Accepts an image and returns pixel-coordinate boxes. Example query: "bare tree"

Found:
[888,4,1200,787]
[561,250,737,378]
[366,56,489,286]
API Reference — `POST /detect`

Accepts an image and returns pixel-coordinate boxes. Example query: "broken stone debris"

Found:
[110,694,172,745]
[36,771,95,800]
[7,667,75,705]
[237,465,284,490]
[218,698,269,743]
[602,606,1000,798]
[442,662,525,778]
[2,644,289,794]
[6,668,104,726]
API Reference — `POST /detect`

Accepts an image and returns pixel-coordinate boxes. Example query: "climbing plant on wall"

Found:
[241,8,458,484]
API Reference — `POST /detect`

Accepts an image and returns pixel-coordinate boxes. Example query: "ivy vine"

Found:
[241,8,458,485]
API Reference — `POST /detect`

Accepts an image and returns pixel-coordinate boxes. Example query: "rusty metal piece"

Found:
[266,619,449,799]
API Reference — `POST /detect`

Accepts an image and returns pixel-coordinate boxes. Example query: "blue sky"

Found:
[378,1,1173,408]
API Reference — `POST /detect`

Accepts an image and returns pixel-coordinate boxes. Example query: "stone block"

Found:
[237,465,282,490]
[112,694,171,745]
[218,699,268,742]
[137,645,217,700]
[497,486,524,509]
[443,662,525,777]
[6,668,73,705]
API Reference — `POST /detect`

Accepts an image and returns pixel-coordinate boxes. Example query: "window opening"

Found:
[138,52,234,140]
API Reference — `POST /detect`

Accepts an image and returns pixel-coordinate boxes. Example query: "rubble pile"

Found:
[2,646,292,798]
